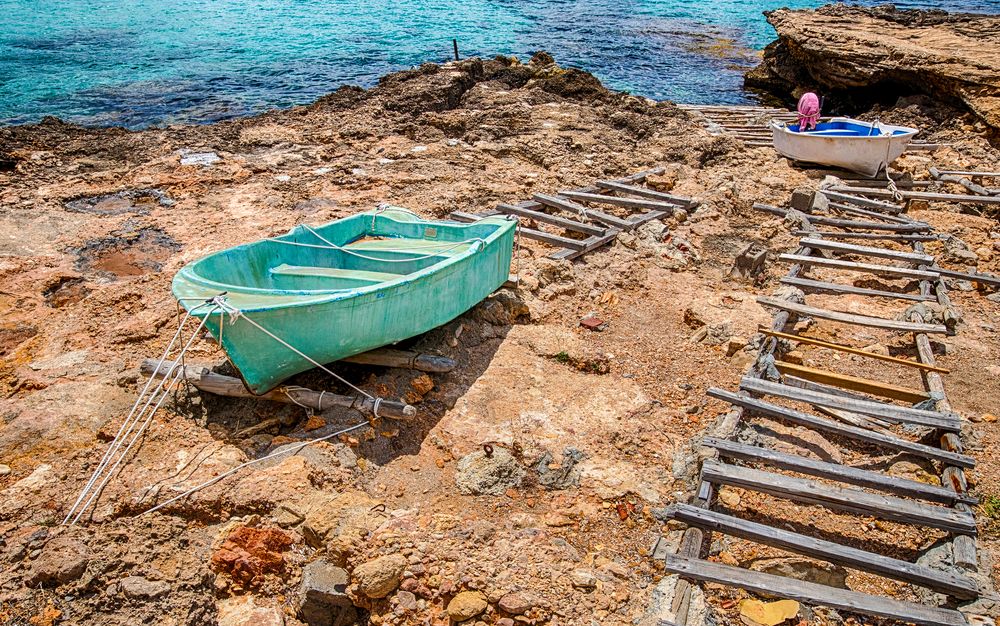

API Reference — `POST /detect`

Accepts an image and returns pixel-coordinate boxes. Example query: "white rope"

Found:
[142,418,371,516]
[302,224,483,262]
[63,303,210,524]
[67,307,217,525]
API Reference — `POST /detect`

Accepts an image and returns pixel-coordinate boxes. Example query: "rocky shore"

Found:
[1,7,1000,626]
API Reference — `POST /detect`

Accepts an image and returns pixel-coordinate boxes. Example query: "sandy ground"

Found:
[0,53,999,626]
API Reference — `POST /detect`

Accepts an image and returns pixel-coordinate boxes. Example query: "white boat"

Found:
[770,117,919,177]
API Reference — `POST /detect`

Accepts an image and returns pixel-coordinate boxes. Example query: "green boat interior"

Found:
[185,210,507,294]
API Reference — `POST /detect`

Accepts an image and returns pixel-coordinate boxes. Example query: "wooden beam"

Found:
[662,554,971,625]
[756,327,949,373]
[779,253,939,280]
[707,388,974,468]
[549,228,620,260]
[790,230,944,242]
[739,376,960,431]
[756,296,948,334]
[930,167,992,197]
[799,238,935,264]
[753,204,930,232]
[532,194,632,230]
[703,438,974,506]
[701,460,976,534]
[779,276,932,302]
[772,361,928,403]
[827,201,916,224]
[830,185,1000,205]
[932,266,1000,289]
[558,190,683,212]
[594,180,698,208]
[820,190,905,214]
[934,169,1000,178]
[496,203,606,236]
[667,502,977,597]
[514,226,586,250]
[140,359,416,420]
[340,348,455,372]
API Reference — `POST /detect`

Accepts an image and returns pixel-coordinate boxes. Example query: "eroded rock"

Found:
[353,553,406,599]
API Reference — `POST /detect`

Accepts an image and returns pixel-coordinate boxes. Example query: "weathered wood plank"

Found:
[701,459,976,534]
[662,554,970,626]
[779,276,933,302]
[496,203,606,236]
[341,348,455,372]
[753,203,931,232]
[929,167,992,197]
[779,253,939,280]
[549,228,620,260]
[594,180,698,208]
[933,266,1000,288]
[830,185,1000,205]
[827,201,916,224]
[558,190,683,212]
[739,376,960,431]
[667,502,978,597]
[756,296,948,334]
[756,327,949,373]
[532,194,632,229]
[790,230,944,242]
[707,388,975,468]
[820,190,906,214]
[798,238,935,264]
[772,361,929,403]
[704,438,974,506]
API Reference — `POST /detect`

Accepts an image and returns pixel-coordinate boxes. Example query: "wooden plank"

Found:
[667,502,977,597]
[772,361,928,403]
[626,209,669,228]
[701,459,976,534]
[935,169,1000,178]
[594,180,698,208]
[830,185,1000,205]
[780,276,933,302]
[140,359,416,419]
[827,201,916,225]
[756,327,949,373]
[740,376,960,431]
[779,253,939,280]
[756,296,948,334]
[933,266,1000,289]
[662,556,971,626]
[532,194,632,230]
[704,438,974,506]
[707,388,975,468]
[558,190,683,212]
[799,238,934,264]
[549,228,620,260]
[820,190,905,214]
[930,167,992,197]
[341,348,455,372]
[496,203,606,236]
[753,204,930,232]
[514,226,586,250]
[790,230,944,242]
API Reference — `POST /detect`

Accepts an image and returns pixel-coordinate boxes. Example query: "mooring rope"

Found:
[65,305,218,525]
[265,225,484,264]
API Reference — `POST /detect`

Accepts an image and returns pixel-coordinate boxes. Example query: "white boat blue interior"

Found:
[787,120,911,137]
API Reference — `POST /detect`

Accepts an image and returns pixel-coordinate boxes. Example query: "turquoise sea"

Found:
[1,0,998,128]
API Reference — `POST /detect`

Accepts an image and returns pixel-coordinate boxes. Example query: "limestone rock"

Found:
[455,447,526,496]
[746,5,1000,131]
[299,560,350,626]
[218,597,285,626]
[24,535,89,587]
[119,576,171,599]
[498,591,536,615]
[353,554,407,599]
[570,569,597,590]
[447,591,488,621]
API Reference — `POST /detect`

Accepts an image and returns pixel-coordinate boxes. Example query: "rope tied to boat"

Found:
[266,224,486,262]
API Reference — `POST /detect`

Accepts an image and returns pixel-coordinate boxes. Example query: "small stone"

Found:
[498,591,535,615]
[447,591,488,621]
[454,447,526,496]
[497,619,515,626]
[580,314,608,332]
[354,554,407,599]
[725,337,746,357]
[218,597,285,626]
[0,464,10,475]
[299,559,351,626]
[395,590,418,612]
[862,343,889,356]
[119,576,171,599]
[983,413,998,423]
[570,569,597,590]
[783,350,805,364]
[718,488,741,508]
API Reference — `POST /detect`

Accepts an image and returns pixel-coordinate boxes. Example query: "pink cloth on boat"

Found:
[797,92,821,131]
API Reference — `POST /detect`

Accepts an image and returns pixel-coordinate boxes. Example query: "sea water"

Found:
[1,0,997,128]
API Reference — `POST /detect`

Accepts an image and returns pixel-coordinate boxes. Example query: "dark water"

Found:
[1,0,997,128]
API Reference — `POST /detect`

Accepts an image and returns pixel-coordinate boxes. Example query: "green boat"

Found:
[172,207,516,394]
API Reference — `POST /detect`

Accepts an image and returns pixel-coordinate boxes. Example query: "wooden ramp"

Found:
[450,167,697,260]
[652,180,986,626]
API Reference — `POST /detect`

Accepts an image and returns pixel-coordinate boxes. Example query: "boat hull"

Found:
[770,117,919,177]
[172,208,515,393]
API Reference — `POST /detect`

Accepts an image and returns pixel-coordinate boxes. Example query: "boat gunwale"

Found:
[173,211,515,314]
[770,117,919,141]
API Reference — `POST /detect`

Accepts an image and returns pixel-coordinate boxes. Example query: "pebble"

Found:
[0,464,10,476]
[447,591,488,621]
[570,569,597,590]
[498,591,535,615]
[274,174,291,182]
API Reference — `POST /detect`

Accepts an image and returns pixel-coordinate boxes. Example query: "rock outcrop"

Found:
[745,4,1000,131]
